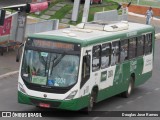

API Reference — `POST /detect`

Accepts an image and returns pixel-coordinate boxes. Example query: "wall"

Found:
[94,9,128,21]
[123,3,160,16]
[25,19,59,37]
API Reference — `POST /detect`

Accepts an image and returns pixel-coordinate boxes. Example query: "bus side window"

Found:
[81,55,90,87]
[145,33,152,55]
[92,45,101,72]
[129,37,137,59]
[137,35,145,56]
[120,39,128,62]
[101,43,111,69]
[111,41,120,66]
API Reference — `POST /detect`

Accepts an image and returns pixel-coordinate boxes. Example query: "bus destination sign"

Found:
[32,39,75,50]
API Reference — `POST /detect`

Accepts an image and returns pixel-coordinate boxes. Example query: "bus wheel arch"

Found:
[122,74,135,98]
[91,86,99,103]
[85,85,99,112]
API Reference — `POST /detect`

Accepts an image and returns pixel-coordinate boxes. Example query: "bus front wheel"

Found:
[83,90,96,113]
[122,77,134,98]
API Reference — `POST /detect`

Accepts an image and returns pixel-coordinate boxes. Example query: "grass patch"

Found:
[28,0,66,18]
[50,5,72,20]
[88,4,118,21]
[75,1,118,24]
[6,0,119,24]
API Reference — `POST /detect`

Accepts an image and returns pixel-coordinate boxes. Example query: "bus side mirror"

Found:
[0,9,6,26]
[16,43,24,62]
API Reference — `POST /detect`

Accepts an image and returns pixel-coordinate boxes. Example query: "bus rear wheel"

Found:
[122,77,134,98]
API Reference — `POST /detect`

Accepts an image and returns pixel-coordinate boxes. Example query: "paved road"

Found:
[128,14,160,34]
[0,51,19,75]
[0,40,160,120]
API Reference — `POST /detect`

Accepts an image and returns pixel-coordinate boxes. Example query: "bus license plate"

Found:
[39,103,50,108]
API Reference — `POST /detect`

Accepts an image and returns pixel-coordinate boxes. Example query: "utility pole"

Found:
[71,0,81,22]
[82,0,90,23]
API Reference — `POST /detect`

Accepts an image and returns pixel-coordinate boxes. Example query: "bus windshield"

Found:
[21,39,80,88]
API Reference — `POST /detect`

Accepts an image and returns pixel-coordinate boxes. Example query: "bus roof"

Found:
[29,22,154,47]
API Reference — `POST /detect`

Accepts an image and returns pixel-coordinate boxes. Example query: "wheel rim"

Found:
[89,96,93,109]
[87,95,94,112]
[128,82,132,95]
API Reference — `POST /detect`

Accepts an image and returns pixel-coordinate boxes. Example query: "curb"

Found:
[0,71,19,80]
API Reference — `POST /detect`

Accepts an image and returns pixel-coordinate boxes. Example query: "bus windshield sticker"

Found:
[54,77,66,86]
[32,76,47,85]
[41,52,48,57]
[23,74,28,77]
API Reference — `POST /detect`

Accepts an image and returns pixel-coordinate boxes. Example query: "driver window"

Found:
[81,55,90,87]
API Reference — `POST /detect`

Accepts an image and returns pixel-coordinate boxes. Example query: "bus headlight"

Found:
[18,82,27,94]
[65,90,78,100]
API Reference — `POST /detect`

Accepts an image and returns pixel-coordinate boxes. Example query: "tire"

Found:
[88,93,94,111]
[122,77,134,98]
[83,90,97,113]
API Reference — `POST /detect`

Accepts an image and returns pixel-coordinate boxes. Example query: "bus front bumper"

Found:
[18,91,89,111]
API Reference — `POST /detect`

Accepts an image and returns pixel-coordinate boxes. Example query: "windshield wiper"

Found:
[51,53,65,73]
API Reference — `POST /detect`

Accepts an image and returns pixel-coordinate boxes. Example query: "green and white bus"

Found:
[18,21,155,111]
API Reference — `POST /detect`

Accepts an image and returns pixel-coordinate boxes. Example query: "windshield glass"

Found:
[21,50,80,88]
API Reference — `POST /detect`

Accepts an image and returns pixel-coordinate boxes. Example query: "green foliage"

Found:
[76,2,118,24]
[50,5,72,19]
[28,0,119,24]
